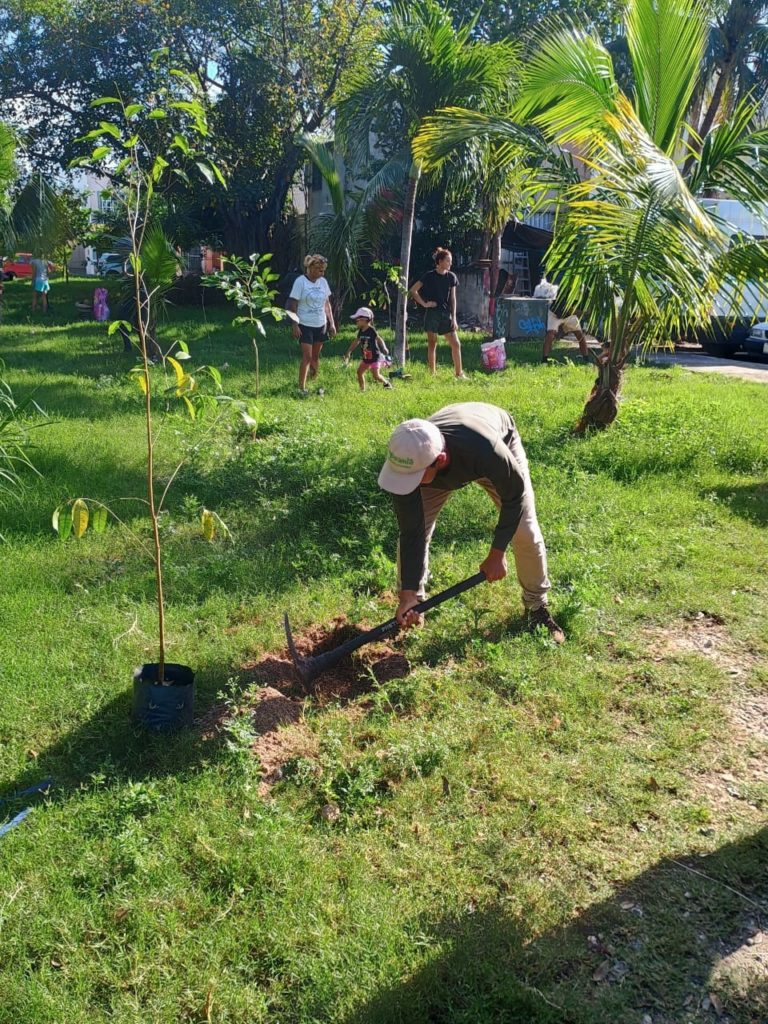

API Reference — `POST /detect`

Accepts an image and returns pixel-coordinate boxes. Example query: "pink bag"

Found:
[93,287,110,322]
[480,338,507,371]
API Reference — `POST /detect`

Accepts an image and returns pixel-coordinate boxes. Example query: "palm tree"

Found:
[415,0,768,429]
[337,0,518,365]
[690,0,768,149]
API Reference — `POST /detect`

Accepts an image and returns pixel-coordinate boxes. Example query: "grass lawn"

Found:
[0,277,766,1024]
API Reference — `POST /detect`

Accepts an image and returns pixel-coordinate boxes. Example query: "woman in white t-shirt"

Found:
[286,254,337,395]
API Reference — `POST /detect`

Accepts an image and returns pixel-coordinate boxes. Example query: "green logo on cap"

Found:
[388,449,414,467]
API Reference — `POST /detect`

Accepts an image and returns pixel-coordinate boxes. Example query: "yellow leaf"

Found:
[182,395,196,419]
[72,498,89,539]
[166,356,185,388]
[130,368,148,394]
[201,509,215,541]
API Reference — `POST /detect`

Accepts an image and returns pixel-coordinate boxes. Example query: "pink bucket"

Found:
[480,338,507,372]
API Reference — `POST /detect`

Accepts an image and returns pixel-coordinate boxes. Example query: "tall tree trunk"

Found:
[683,59,734,175]
[394,161,421,366]
[697,59,733,141]
[575,357,625,433]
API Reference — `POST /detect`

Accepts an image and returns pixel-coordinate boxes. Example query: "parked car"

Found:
[1,253,35,279]
[98,252,127,276]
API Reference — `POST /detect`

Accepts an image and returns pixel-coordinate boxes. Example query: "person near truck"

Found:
[378,401,564,642]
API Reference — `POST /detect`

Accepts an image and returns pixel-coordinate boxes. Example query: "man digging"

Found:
[378,402,564,642]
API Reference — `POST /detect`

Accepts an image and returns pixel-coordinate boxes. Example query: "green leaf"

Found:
[124,103,142,118]
[91,145,111,160]
[91,505,108,534]
[148,109,168,120]
[255,319,266,337]
[208,159,226,187]
[169,100,203,116]
[171,134,191,156]
[52,503,66,536]
[108,319,133,336]
[151,155,170,182]
[55,505,73,540]
[195,161,215,185]
[90,97,122,107]
[99,121,122,139]
[129,253,142,274]
[123,134,139,148]
[182,395,196,419]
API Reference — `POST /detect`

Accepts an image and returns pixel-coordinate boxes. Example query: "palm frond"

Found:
[686,96,768,209]
[297,134,344,216]
[515,26,619,147]
[140,225,181,293]
[8,173,61,254]
[626,0,706,154]
[413,108,546,169]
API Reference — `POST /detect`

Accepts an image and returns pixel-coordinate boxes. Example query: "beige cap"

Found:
[378,419,443,495]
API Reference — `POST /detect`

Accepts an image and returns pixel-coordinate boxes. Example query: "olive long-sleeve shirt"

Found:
[391,403,526,592]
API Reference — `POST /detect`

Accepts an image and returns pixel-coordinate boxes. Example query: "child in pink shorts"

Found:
[344,307,393,392]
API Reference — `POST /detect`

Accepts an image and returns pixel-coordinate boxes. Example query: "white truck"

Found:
[699,199,768,358]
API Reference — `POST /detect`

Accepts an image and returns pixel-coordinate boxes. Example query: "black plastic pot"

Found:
[132,663,195,732]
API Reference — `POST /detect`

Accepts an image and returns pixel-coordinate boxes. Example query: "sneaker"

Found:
[316,387,325,396]
[382,380,392,389]
[528,606,565,644]
[298,388,309,397]
[455,372,469,380]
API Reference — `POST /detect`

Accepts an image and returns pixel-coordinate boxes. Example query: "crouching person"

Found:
[378,402,564,642]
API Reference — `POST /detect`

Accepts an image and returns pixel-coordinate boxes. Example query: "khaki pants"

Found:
[397,429,551,610]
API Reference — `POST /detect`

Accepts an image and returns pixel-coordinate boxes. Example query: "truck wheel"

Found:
[700,339,738,358]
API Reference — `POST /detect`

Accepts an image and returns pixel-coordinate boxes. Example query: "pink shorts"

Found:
[358,360,384,373]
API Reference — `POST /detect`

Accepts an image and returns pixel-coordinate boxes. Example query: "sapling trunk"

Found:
[394,162,421,366]
[252,337,260,398]
[132,228,166,684]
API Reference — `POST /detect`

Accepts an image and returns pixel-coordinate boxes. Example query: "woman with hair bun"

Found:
[286,253,337,395]
[409,247,467,379]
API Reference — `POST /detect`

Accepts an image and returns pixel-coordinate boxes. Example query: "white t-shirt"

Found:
[289,274,331,328]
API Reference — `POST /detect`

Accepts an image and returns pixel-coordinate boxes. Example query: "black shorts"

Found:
[424,308,454,335]
[298,324,328,345]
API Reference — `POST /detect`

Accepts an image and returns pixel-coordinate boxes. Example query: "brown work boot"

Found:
[528,606,565,644]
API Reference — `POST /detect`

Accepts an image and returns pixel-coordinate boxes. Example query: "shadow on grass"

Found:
[708,484,768,528]
[0,655,244,816]
[342,827,768,1024]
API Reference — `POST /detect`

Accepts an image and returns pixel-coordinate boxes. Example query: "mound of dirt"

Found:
[243,616,410,703]
[199,616,411,792]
